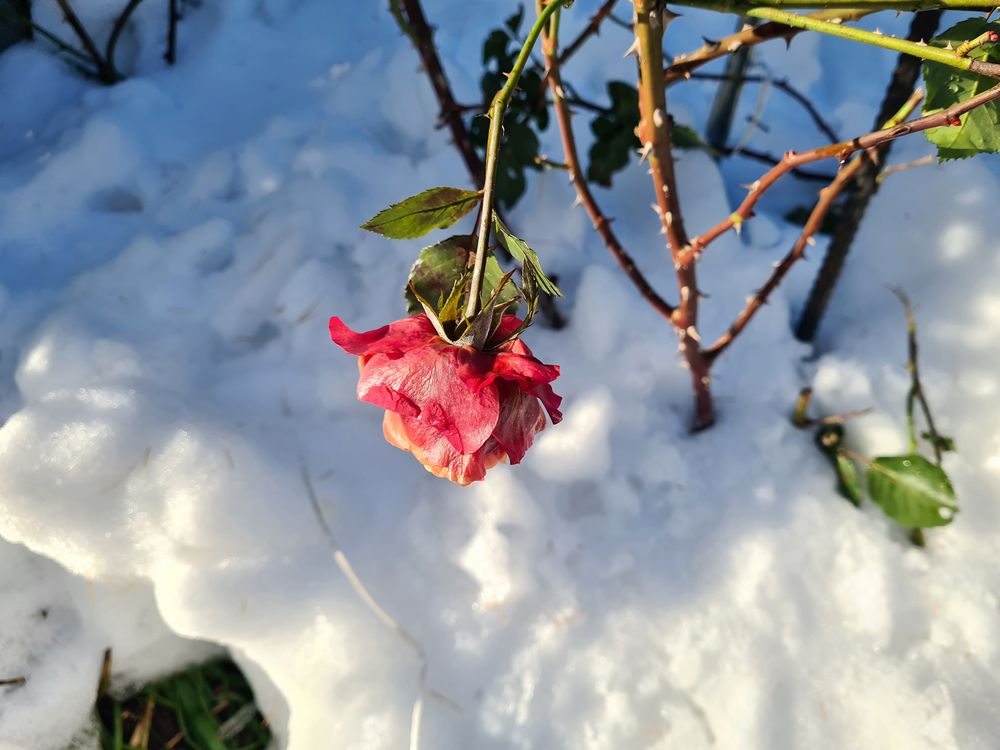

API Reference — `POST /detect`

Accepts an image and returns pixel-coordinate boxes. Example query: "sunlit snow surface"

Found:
[2,2,1000,748]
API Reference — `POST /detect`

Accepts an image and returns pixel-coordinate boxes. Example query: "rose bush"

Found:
[329,313,562,485]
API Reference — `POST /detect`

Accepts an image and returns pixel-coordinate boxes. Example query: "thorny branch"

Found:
[679,80,1000,268]
[558,0,621,66]
[665,9,875,84]
[690,71,840,143]
[634,0,715,429]
[704,89,927,361]
[540,0,677,323]
[795,9,941,341]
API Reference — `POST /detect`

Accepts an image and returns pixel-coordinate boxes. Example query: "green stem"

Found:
[677,0,996,8]
[744,6,973,72]
[465,0,569,320]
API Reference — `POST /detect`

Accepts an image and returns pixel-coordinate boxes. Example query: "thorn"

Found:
[653,108,665,129]
[638,141,653,163]
[873,27,883,35]
[571,194,583,208]
[806,236,817,246]
[741,23,752,32]
[623,37,640,58]
[945,40,954,50]
[772,260,782,268]
[727,40,744,52]
[662,7,682,27]
[700,375,712,386]
[680,285,691,303]
[684,71,692,80]
[741,179,761,192]
[916,39,927,46]
[686,326,701,343]
[665,210,673,225]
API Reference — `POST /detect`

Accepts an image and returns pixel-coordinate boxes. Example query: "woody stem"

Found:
[633,0,715,430]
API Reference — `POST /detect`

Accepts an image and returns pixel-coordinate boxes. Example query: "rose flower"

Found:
[329,313,562,485]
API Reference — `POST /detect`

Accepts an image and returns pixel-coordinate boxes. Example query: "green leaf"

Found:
[405,235,518,318]
[587,81,640,187]
[922,20,1000,161]
[492,214,562,297]
[405,235,473,316]
[361,187,481,239]
[866,454,958,528]
[814,425,862,507]
[671,124,707,151]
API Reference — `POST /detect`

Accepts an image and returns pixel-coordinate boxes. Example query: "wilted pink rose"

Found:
[329,314,562,485]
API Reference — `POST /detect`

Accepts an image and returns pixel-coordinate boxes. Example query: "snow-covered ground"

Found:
[1,1,999,748]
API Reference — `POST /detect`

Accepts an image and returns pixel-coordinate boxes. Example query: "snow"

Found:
[2,1,1000,749]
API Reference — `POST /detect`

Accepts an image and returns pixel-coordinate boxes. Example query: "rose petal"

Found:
[359,344,499,454]
[383,411,496,486]
[491,382,547,465]
[329,315,437,358]
[533,382,563,424]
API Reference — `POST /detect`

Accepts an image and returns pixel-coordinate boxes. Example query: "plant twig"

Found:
[165,0,179,64]
[681,78,999,267]
[877,153,934,182]
[691,71,840,143]
[0,6,95,67]
[795,9,941,340]
[0,677,26,687]
[398,0,486,185]
[717,144,836,179]
[888,287,948,464]
[540,0,677,323]
[634,0,715,429]
[558,0,621,65]
[54,0,112,80]
[105,0,145,81]
[665,9,875,84]
[703,88,929,360]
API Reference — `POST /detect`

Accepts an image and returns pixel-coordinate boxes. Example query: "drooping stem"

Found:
[634,0,714,428]
[540,0,677,323]
[465,0,569,319]
[396,0,565,329]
